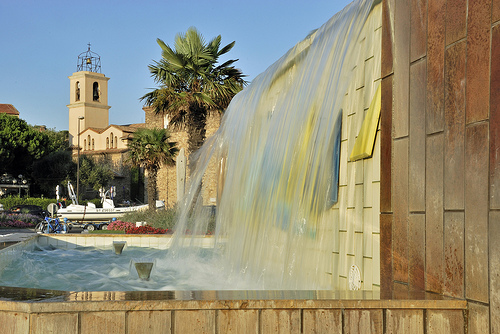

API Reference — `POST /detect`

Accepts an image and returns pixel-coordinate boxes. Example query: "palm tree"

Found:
[127,128,178,209]
[141,26,247,154]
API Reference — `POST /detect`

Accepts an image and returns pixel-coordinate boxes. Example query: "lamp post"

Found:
[77,116,84,203]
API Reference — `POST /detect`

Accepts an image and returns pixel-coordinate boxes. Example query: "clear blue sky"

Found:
[1,0,353,131]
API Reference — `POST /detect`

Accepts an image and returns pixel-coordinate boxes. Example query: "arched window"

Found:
[83,139,86,150]
[110,132,114,148]
[87,135,91,150]
[115,136,118,148]
[75,81,80,101]
[93,82,99,101]
[106,137,109,149]
[92,138,95,150]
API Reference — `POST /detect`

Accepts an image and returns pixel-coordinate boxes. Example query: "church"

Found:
[68,45,220,207]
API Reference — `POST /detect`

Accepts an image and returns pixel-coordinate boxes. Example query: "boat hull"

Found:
[56,205,149,222]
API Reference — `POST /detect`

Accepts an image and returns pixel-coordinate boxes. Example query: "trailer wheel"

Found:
[101,224,108,230]
[85,224,95,231]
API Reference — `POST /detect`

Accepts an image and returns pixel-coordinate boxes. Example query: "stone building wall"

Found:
[381,0,500,332]
[144,107,221,207]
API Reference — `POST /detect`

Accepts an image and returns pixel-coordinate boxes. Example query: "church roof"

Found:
[0,104,20,116]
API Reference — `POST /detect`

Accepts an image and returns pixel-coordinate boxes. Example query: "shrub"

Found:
[125,225,172,234]
[0,215,34,228]
[107,220,135,231]
[120,207,178,230]
[0,196,58,211]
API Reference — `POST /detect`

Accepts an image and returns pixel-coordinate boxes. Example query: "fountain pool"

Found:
[0,1,465,333]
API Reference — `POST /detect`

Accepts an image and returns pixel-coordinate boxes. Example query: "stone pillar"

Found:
[176,148,186,201]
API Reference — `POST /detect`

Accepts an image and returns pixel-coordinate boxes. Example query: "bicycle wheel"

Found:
[44,224,53,233]
[35,222,45,233]
[60,223,68,233]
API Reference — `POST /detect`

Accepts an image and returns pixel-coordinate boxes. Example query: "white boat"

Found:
[55,183,163,222]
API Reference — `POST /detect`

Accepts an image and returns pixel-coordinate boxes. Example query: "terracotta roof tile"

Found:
[0,104,20,115]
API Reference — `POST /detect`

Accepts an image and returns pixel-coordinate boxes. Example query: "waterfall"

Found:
[171,0,379,290]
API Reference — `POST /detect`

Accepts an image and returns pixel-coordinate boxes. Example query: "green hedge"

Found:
[0,196,58,211]
[0,196,101,211]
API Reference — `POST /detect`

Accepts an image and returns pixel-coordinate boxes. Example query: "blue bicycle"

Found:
[39,217,68,234]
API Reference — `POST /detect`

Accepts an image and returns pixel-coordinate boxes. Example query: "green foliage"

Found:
[31,150,76,196]
[44,129,69,152]
[79,155,115,191]
[120,207,178,230]
[0,114,50,176]
[127,128,178,208]
[0,196,58,211]
[0,114,70,197]
[141,26,247,153]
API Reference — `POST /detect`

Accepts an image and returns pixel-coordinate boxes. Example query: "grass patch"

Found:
[120,207,178,230]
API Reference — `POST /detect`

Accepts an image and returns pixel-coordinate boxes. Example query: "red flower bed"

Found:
[125,225,173,234]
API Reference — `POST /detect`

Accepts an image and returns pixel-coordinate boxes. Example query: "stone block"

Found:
[490,211,500,333]
[409,59,427,212]
[0,311,29,334]
[426,310,465,334]
[408,214,425,291]
[218,310,258,334]
[425,133,444,293]
[494,0,500,22]
[372,233,381,286]
[127,310,171,334]
[386,309,424,333]
[174,310,215,334]
[467,302,490,334]
[445,0,467,45]
[260,309,300,334]
[444,212,464,298]
[392,138,409,283]
[80,311,125,334]
[410,0,428,62]
[32,312,78,334]
[444,40,466,210]
[380,213,393,297]
[426,0,446,134]
[393,0,410,139]
[466,0,491,124]
[491,24,500,209]
[465,123,489,303]
[381,0,395,77]
[380,76,392,213]
[303,309,341,333]
[344,309,383,333]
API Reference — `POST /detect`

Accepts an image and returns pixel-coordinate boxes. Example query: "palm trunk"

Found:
[146,168,158,210]
[186,102,207,156]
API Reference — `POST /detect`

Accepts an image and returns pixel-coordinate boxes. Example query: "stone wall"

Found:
[144,107,221,207]
[381,0,500,332]
[0,289,467,334]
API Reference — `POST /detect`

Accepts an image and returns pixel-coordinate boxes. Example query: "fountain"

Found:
[113,241,126,255]
[0,1,466,332]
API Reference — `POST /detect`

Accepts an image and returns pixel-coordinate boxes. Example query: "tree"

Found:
[0,113,50,177]
[78,155,115,193]
[141,27,246,154]
[31,150,76,196]
[127,128,178,209]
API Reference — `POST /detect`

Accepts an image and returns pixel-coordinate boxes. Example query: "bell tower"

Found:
[68,44,111,147]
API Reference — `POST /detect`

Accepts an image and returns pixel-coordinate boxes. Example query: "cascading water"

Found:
[171,0,379,290]
[0,0,381,292]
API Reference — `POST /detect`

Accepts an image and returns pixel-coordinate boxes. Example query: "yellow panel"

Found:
[349,84,381,161]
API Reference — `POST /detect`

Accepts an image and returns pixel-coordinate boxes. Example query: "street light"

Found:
[77,116,84,203]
